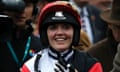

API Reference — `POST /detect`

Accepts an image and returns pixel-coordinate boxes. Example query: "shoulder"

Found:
[74,49,98,64]
[87,38,109,53]
[30,34,44,50]
[30,34,40,42]
[90,38,108,49]
[21,49,48,72]
[24,49,47,65]
[73,49,101,71]
[22,54,38,71]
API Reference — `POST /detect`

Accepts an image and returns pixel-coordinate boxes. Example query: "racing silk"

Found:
[21,48,103,72]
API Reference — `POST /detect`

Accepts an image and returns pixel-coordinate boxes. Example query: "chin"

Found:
[55,46,69,51]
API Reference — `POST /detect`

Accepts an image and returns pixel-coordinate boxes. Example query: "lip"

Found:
[55,37,67,41]
[55,39,65,43]
[54,37,68,45]
[55,38,64,41]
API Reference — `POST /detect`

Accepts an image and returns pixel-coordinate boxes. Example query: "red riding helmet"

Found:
[38,1,81,47]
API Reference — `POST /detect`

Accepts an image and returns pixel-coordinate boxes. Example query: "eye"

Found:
[48,24,57,30]
[63,24,73,30]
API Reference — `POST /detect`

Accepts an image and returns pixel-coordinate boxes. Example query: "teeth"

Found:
[56,39,64,41]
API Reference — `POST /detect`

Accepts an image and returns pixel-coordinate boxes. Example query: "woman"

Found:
[21,1,103,72]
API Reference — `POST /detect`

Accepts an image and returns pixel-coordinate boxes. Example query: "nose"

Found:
[55,27,64,35]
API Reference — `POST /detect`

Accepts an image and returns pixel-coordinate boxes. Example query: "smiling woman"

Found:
[21,1,103,72]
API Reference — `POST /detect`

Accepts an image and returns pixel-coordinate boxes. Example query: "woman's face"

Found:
[47,23,74,52]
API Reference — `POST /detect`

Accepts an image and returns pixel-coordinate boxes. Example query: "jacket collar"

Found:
[48,47,74,62]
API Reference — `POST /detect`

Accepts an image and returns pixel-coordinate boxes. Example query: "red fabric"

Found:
[89,62,103,72]
[20,65,30,72]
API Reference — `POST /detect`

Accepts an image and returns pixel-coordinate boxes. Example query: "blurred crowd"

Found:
[1,0,120,72]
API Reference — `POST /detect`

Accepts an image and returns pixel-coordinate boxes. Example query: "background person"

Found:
[87,0,120,71]
[69,0,108,44]
[0,0,43,71]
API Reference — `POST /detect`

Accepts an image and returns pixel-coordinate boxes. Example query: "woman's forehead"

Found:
[49,23,72,26]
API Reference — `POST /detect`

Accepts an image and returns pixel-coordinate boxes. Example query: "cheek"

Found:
[66,30,74,40]
[47,31,54,41]
[25,7,33,17]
